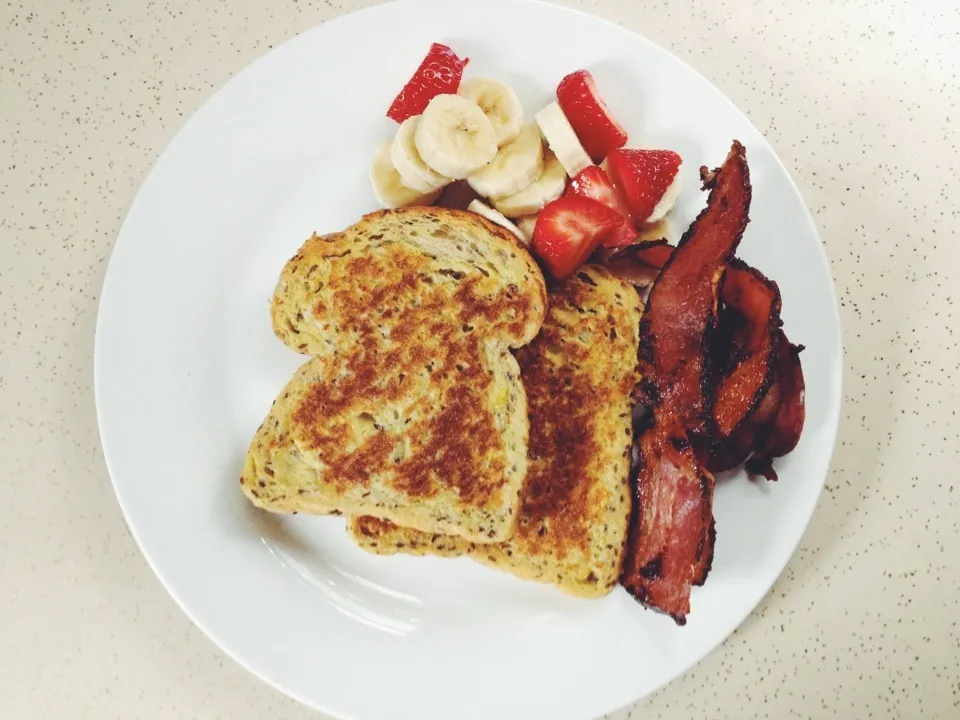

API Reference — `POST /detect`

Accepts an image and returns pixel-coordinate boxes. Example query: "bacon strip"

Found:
[746,332,806,480]
[636,143,752,437]
[621,141,752,623]
[622,431,714,622]
[712,261,782,438]
[609,242,798,477]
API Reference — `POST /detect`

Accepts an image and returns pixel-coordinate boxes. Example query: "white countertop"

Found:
[2,0,958,717]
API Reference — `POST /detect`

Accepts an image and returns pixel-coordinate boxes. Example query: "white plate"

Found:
[94,1,842,718]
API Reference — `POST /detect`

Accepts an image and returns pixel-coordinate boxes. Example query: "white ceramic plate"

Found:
[95,1,842,718]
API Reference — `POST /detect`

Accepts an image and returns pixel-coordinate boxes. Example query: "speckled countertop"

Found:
[2,0,958,717]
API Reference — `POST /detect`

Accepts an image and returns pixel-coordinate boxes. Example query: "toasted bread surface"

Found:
[242,207,547,542]
[349,265,643,597]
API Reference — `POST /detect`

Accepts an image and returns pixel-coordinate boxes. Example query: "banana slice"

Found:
[468,200,528,246]
[514,214,539,244]
[467,121,544,199]
[391,116,451,193]
[415,94,499,180]
[458,77,524,147]
[534,101,592,178]
[370,140,442,209]
[492,150,567,217]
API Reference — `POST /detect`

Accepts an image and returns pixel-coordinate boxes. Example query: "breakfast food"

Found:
[606,148,683,224]
[243,44,809,625]
[620,141,751,623]
[532,195,624,279]
[369,141,443,209]
[243,207,547,542]
[387,43,469,123]
[392,116,451,193]
[467,121,544,199]
[348,265,643,597]
[566,166,637,247]
[457,77,524,147]
[491,150,567,217]
[414,94,499,179]
[534,101,593,178]
[556,69,628,162]
[373,52,677,280]
[467,199,527,245]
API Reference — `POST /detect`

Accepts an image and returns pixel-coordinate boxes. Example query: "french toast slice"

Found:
[348,265,643,597]
[242,207,547,543]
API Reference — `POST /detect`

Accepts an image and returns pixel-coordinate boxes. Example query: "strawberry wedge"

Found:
[556,70,628,163]
[566,166,637,247]
[606,148,683,224]
[387,43,469,123]
[532,195,624,279]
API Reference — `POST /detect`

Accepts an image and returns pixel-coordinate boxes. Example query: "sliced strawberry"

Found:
[606,148,682,224]
[566,166,637,248]
[556,70,628,163]
[532,196,624,279]
[386,43,469,123]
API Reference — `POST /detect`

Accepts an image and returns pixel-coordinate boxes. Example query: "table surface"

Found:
[2,0,958,717]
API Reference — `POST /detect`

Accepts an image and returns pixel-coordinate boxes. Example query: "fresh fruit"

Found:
[458,77,524,147]
[387,43,469,123]
[467,121,544,199]
[514,215,538,244]
[392,116,451,193]
[606,148,683,223]
[556,70,628,162]
[566,165,636,247]
[414,94,499,180]
[467,199,527,245]
[370,140,442,209]
[492,150,567,217]
[534,101,592,178]
[532,195,624,279]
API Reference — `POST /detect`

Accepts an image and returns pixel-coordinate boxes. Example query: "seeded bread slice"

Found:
[348,265,643,597]
[242,207,547,543]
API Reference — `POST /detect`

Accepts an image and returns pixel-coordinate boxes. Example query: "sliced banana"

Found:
[468,200,528,246]
[467,121,544,200]
[492,150,567,217]
[415,94,499,180]
[370,140,442,209]
[514,214,539,244]
[458,77,524,147]
[534,101,592,178]
[391,116,451,193]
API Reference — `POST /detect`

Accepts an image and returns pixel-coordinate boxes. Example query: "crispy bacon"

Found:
[611,241,799,478]
[633,242,673,271]
[712,261,782,438]
[622,430,714,623]
[621,141,752,623]
[746,332,806,480]
[693,517,716,586]
[636,141,751,434]
[594,240,671,296]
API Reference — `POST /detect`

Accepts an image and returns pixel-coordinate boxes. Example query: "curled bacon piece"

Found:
[603,241,801,478]
[712,261,782,438]
[745,332,806,480]
[621,141,752,623]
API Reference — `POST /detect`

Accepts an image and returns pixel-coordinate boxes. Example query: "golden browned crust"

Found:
[243,207,548,542]
[349,265,644,596]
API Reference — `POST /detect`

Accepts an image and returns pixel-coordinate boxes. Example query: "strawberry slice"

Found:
[532,196,624,279]
[556,70,628,163]
[386,43,469,123]
[566,166,637,247]
[606,148,682,224]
